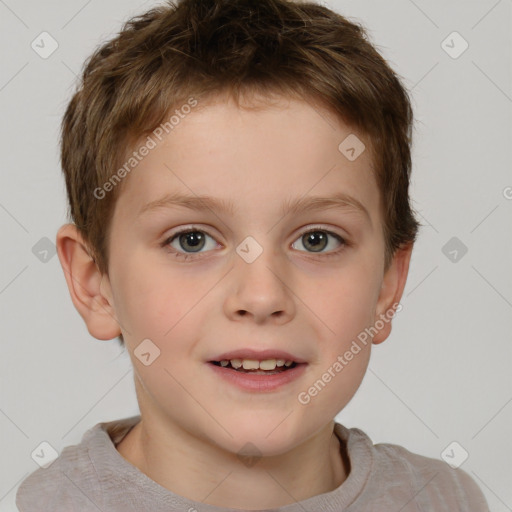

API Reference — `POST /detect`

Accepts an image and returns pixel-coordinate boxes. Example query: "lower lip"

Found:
[207,362,307,392]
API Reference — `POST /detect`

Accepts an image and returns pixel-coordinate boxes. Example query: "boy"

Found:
[16,0,490,510]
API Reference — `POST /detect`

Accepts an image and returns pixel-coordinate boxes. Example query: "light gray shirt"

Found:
[16,415,489,511]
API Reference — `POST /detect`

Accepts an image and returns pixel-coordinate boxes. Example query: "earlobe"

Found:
[372,243,413,345]
[56,223,121,340]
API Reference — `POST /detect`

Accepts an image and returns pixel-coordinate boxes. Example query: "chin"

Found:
[217,415,305,457]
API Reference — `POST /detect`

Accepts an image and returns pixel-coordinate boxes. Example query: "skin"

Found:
[56,92,413,509]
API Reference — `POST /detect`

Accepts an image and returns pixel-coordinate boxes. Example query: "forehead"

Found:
[113,95,380,226]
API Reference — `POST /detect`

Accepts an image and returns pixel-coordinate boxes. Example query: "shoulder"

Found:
[15,424,105,512]
[338,425,490,511]
[376,441,488,506]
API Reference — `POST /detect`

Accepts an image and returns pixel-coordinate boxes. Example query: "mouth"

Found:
[208,358,302,375]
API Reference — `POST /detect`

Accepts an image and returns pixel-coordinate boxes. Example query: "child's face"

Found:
[95,94,410,454]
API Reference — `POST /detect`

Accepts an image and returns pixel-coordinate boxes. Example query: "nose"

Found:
[224,246,296,325]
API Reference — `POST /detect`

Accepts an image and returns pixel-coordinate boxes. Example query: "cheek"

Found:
[112,256,217,354]
[108,250,180,337]
[120,281,190,340]
[307,266,379,339]
[301,264,378,410]
[297,341,371,418]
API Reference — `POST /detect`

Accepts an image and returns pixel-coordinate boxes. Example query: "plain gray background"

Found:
[1,0,511,510]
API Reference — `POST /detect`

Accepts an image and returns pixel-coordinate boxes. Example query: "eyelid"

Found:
[296,224,347,238]
[164,224,221,241]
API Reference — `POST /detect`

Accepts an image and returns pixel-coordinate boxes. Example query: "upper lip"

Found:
[209,349,307,364]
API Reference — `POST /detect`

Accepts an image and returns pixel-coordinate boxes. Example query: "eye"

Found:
[162,225,348,261]
[163,228,219,260]
[291,228,346,257]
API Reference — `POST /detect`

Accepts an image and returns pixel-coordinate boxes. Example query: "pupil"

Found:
[304,231,327,252]
[180,231,205,252]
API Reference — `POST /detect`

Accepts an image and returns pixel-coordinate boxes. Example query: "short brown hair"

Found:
[60,0,421,343]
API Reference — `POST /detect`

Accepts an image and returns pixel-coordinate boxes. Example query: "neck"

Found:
[117,415,348,509]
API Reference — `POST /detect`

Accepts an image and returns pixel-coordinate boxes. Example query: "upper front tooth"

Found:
[276,359,285,367]
[259,359,277,370]
[242,359,260,370]
[230,359,243,369]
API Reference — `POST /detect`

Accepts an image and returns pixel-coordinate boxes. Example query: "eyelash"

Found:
[161,225,350,262]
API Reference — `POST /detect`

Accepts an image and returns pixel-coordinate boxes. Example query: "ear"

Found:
[372,243,413,345]
[56,223,121,340]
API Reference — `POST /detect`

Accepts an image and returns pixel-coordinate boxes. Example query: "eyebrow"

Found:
[139,191,371,224]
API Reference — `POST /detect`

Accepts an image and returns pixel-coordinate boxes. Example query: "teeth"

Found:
[259,359,277,370]
[218,358,295,370]
[242,359,260,370]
